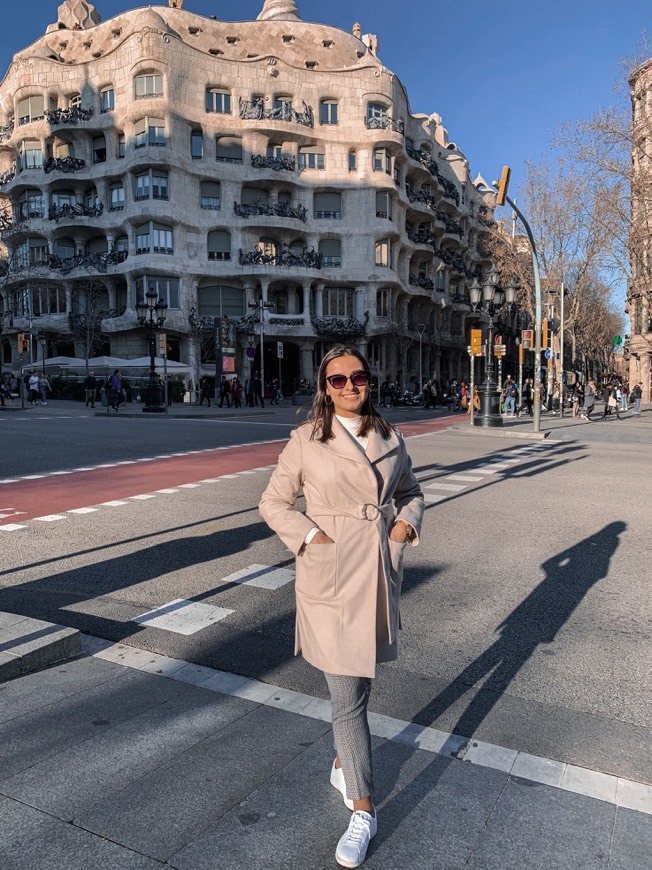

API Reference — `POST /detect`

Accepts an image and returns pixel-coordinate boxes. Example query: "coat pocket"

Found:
[388,538,407,585]
[296,542,337,600]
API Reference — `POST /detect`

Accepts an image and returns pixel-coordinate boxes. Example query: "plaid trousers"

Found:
[324,673,374,800]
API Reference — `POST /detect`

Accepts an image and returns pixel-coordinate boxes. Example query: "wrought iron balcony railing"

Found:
[48,202,104,222]
[0,167,16,186]
[240,98,314,128]
[234,199,307,222]
[251,154,296,172]
[45,106,95,126]
[311,312,369,337]
[239,245,322,269]
[365,115,404,134]
[408,273,434,291]
[43,156,86,174]
[433,245,473,278]
[0,118,14,142]
[406,227,434,245]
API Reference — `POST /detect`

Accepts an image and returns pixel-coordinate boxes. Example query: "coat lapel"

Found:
[366,425,400,465]
[314,416,370,466]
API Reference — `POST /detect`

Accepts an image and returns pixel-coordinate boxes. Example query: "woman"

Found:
[259,345,424,868]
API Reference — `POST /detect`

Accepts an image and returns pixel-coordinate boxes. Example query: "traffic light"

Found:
[17,332,29,354]
[22,337,30,353]
[521,329,533,349]
[495,165,511,207]
[542,319,549,349]
[470,327,482,355]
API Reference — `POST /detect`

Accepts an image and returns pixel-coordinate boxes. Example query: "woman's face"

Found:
[324,354,369,418]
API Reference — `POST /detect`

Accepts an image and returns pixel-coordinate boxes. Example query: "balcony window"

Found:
[191,130,204,159]
[376,288,390,318]
[15,237,49,268]
[241,186,268,206]
[314,191,342,219]
[17,95,45,126]
[117,132,126,158]
[134,117,165,148]
[110,184,124,211]
[135,275,179,309]
[273,95,293,117]
[135,170,169,201]
[134,74,163,100]
[55,237,76,260]
[84,187,99,210]
[200,181,221,210]
[373,147,391,174]
[267,143,283,160]
[92,135,106,164]
[299,146,325,170]
[206,88,231,114]
[198,284,245,317]
[207,229,231,261]
[215,135,242,163]
[348,149,357,171]
[135,221,173,255]
[17,191,44,219]
[375,191,392,220]
[54,141,74,159]
[32,285,66,315]
[51,190,76,208]
[68,93,81,110]
[436,270,446,291]
[323,286,353,316]
[375,238,391,268]
[319,239,341,268]
[21,141,43,169]
[320,100,338,125]
[115,235,128,254]
[100,87,115,113]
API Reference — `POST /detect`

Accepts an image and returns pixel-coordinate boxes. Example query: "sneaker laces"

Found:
[346,812,372,847]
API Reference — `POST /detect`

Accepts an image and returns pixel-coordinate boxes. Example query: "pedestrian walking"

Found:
[259,344,424,869]
[503,377,517,416]
[199,377,212,407]
[108,369,122,412]
[218,375,231,408]
[580,380,597,422]
[253,371,264,408]
[84,371,97,408]
[231,377,243,408]
[37,373,50,405]
[244,378,254,407]
[630,382,643,414]
[28,371,40,405]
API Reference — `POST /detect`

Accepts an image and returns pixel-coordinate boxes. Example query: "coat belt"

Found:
[310,503,394,523]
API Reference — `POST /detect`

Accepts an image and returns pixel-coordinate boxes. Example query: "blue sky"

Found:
[0,0,647,198]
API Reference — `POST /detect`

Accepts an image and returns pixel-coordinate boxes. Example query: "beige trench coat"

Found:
[259,419,424,677]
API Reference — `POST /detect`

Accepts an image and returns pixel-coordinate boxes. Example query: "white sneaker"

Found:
[330,762,354,811]
[335,810,377,868]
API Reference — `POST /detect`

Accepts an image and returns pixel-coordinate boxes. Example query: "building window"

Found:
[348,149,357,171]
[92,135,106,164]
[54,141,74,159]
[320,99,338,125]
[367,102,387,122]
[319,239,341,267]
[299,146,325,170]
[375,239,391,268]
[267,143,283,160]
[115,235,128,254]
[634,296,643,334]
[376,288,390,318]
[84,187,99,210]
[110,183,124,211]
[215,135,243,163]
[198,284,245,317]
[207,230,231,260]
[135,170,169,201]
[200,181,221,210]
[68,93,81,110]
[15,237,49,269]
[191,130,204,159]
[100,87,115,113]
[436,270,446,291]
[323,286,353,316]
[314,191,342,219]
[375,191,392,220]
[134,117,165,148]
[16,190,44,219]
[135,222,173,255]
[21,141,43,169]
[51,190,76,208]
[135,275,180,309]
[117,132,126,158]
[134,73,163,100]
[206,88,231,114]
[373,147,391,174]
[17,95,45,126]
[273,95,293,118]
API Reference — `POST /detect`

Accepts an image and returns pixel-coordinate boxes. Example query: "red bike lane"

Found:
[0,416,456,526]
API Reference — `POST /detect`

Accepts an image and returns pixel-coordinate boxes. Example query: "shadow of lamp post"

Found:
[469,266,516,427]
[136,287,167,413]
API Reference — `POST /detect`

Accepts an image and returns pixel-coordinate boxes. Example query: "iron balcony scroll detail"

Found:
[407,188,463,236]
[234,199,307,222]
[251,154,296,171]
[0,118,14,142]
[45,249,128,275]
[239,98,314,128]
[45,106,95,126]
[408,273,434,291]
[0,167,16,186]
[311,311,369,337]
[365,115,404,134]
[239,245,322,269]
[405,146,460,204]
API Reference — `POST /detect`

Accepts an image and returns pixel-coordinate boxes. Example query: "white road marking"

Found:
[426,482,466,491]
[155,488,179,494]
[101,500,129,507]
[34,515,67,522]
[68,507,99,514]
[221,564,295,590]
[446,475,483,482]
[425,493,448,503]
[0,523,27,531]
[178,483,201,489]
[132,598,234,635]
[129,494,156,500]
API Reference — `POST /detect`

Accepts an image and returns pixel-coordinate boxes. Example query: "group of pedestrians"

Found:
[23,371,51,406]
[199,372,268,408]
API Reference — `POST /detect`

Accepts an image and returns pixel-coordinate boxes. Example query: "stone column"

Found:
[300,342,313,382]
[243,280,257,308]
[315,282,324,317]
[302,282,312,317]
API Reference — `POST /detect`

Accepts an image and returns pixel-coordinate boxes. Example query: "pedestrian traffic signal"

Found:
[470,327,482,355]
[521,329,533,349]
[17,332,29,353]
[494,165,511,207]
[542,319,549,349]
[22,337,30,353]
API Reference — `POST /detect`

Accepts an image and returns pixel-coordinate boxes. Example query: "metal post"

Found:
[469,348,475,424]
[259,302,265,404]
[497,355,503,412]
[518,342,524,416]
[163,353,168,414]
[504,194,542,433]
[19,353,25,409]
[559,281,565,419]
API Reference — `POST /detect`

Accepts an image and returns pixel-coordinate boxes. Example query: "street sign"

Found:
[544,349,556,360]
[613,335,622,345]
[277,341,284,359]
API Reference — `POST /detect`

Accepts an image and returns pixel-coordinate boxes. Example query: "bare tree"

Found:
[68,276,110,371]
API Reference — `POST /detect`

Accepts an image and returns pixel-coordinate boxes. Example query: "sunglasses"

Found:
[325,370,370,390]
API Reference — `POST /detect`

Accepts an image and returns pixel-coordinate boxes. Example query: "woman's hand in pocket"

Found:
[389,523,409,544]
[311,531,334,544]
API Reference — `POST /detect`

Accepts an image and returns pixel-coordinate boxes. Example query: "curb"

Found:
[0,612,81,681]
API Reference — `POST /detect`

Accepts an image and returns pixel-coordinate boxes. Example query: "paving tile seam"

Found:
[81,636,652,817]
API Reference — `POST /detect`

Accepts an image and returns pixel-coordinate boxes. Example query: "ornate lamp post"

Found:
[416,322,426,396]
[247,297,273,401]
[469,266,516,428]
[37,330,47,374]
[136,287,168,413]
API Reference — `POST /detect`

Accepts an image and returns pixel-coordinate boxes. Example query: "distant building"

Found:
[0,0,496,391]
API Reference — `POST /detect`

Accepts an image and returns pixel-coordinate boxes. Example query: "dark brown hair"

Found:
[307,344,394,443]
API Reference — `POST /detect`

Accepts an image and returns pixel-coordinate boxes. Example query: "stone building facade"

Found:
[0,0,496,392]
[627,58,652,402]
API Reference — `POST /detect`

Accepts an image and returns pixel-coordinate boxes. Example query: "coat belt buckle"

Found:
[360,504,380,521]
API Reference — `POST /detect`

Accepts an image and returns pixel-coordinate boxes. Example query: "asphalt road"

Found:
[1,404,650,791]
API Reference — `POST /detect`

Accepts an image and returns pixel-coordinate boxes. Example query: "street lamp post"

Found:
[469,267,516,428]
[248,297,273,402]
[136,287,168,413]
[37,330,47,374]
[416,322,426,399]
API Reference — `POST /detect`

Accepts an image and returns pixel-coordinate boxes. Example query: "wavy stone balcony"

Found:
[408,273,435,291]
[250,154,296,172]
[239,245,322,269]
[49,202,104,222]
[405,146,460,205]
[7,249,129,277]
[365,115,404,135]
[311,312,369,337]
[234,199,307,223]
[239,99,314,129]
[43,157,86,174]
[45,106,95,126]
